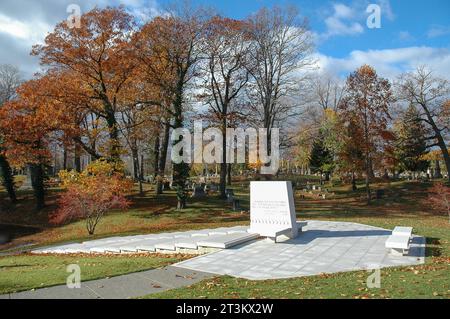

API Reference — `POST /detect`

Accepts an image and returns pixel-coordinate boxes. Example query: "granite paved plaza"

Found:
[175,220,426,280]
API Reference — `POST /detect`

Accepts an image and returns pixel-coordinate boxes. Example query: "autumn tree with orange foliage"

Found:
[32,7,139,163]
[0,64,22,203]
[339,65,394,203]
[198,16,253,198]
[0,76,75,210]
[51,160,132,235]
[133,7,208,207]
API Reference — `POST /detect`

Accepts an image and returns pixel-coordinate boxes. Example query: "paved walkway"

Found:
[0,266,214,299]
[175,221,426,280]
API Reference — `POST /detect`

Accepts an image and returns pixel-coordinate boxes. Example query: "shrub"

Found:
[51,160,133,235]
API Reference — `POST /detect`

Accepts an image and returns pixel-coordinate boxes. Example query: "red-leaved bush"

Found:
[428,182,450,223]
[51,160,133,235]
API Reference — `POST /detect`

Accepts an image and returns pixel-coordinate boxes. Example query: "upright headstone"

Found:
[191,185,206,198]
[248,181,298,240]
[20,166,33,190]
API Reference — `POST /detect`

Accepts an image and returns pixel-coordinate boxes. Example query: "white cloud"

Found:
[333,3,354,19]
[398,31,414,42]
[0,13,51,44]
[320,3,364,40]
[427,25,450,38]
[318,0,396,41]
[377,0,395,21]
[314,46,450,80]
[0,0,162,77]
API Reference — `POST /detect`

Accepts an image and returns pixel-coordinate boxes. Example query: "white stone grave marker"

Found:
[248,181,298,240]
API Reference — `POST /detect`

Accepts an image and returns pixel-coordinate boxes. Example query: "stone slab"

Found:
[197,232,260,249]
[176,220,426,280]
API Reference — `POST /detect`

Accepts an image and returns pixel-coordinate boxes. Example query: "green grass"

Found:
[143,180,450,299]
[0,254,185,294]
[145,214,450,299]
[1,178,449,298]
[145,262,449,299]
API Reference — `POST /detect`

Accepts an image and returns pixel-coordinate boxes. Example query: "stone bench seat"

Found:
[385,226,414,256]
[385,235,410,256]
[392,226,413,238]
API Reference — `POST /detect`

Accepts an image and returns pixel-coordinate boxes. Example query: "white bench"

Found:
[385,226,413,256]
[392,226,413,238]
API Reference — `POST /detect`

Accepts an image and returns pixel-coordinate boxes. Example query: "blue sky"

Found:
[156,0,450,57]
[0,0,449,79]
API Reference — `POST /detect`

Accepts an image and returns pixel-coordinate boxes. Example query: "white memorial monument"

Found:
[248,181,299,242]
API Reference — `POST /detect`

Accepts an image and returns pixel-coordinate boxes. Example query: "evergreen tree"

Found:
[309,131,334,181]
[396,105,430,175]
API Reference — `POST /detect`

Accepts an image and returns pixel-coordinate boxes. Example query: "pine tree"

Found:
[396,105,430,175]
[309,131,334,181]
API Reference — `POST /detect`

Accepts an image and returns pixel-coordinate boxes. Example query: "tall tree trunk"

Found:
[153,133,160,179]
[435,160,442,178]
[227,163,232,186]
[131,147,140,181]
[63,146,68,170]
[172,84,189,209]
[422,107,450,182]
[74,144,81,173]
[105,107,121,163]
[436,144,450,182]
[368,158,375,179]
[29,163,45,210]
[366,156,371,204]
[139,154,144,196]
[351,171,357,191]
[156,120,170,195]
[219,117,227,199]
[0,155,17,203]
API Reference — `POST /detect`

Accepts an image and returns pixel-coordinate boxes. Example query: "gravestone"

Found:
[232,199,241,211]
[191,186,206,198]
[19,166,33,190]
[162,181,170,191]
[226,189,234,196]
[248,181,299,241]
[226,189,235,203]
[376,189,385,199]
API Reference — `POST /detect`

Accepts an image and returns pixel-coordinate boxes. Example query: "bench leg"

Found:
[390,248,405,256]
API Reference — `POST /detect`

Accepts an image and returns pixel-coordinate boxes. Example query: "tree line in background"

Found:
[292,65,449,203]
[0,4,449,211]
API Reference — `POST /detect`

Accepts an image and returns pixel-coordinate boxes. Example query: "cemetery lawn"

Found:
[144,180,450,299]
[145,209,450,299]
[0,253,186,294]
[145,260,449,299]
[1,179,449,298]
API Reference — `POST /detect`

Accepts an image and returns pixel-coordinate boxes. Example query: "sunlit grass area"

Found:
[1,178,449,298]
[0,253,187,295]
